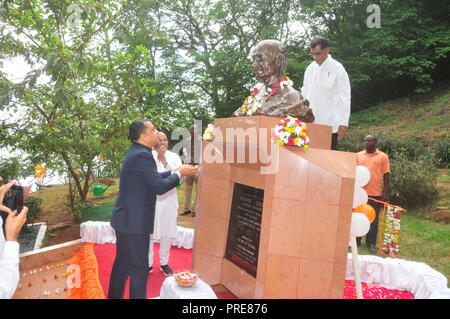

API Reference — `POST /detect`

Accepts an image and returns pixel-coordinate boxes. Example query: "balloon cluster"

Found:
[350,166,376,237]
[34,165,47,179]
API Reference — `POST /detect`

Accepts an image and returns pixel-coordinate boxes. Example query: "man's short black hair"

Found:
[128,119,149,142]
[364,135,378,143]
[310,37,330,49]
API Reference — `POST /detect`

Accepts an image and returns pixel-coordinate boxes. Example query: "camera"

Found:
[4,185,24,216]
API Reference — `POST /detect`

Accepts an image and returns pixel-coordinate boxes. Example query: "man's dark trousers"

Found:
[331,133,338,150]
[356,196,383,246]
[108,231,150,299]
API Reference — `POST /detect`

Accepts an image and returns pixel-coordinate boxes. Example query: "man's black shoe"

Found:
[368,243,377,254]
[191,211,196,217]
[148,266,153,273]
[179,210,191,216]
[160,264,173,276]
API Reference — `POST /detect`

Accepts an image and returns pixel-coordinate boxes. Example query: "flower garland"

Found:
[271,116,310,148]
[380,205,402,258]
[240,76,294,116]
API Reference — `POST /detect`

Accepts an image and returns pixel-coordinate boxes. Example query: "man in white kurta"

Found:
[148,133,182,276]
[0,182,28,299]
[301,37,351,150]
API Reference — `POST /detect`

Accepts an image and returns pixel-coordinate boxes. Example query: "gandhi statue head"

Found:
[252,40,287,85]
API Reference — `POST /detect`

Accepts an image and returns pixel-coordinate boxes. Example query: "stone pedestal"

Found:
[193,116,356,298]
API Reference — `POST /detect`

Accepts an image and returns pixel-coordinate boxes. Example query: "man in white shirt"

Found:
[0,181,28,299]
[301,37,351,150]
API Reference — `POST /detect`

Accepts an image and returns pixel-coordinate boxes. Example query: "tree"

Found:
[0,0,164,202]
[296,0,450,109]
[153,0,299,120]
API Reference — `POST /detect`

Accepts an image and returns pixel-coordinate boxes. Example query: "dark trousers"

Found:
[331,133,338,150]
[357,196,383,246]
[108,231,150,299]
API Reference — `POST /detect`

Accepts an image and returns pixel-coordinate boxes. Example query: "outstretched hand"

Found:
[5,206,28,242]
[175,165,198,177]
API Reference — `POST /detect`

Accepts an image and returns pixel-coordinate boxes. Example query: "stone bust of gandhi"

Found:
[233,39,314,122]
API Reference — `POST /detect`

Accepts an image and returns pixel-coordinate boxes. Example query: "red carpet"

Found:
[93,243,192,299]
[93,243,414,299]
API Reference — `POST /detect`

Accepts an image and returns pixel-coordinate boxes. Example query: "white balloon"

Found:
[351,213,371,237]
[353,187,368,208]
[355,165,371,188]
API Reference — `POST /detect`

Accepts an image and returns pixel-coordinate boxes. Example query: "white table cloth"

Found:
[80,221,194,249]
[159,276,217,299]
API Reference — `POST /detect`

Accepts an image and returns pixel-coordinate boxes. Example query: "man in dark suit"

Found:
[108,119,197,299]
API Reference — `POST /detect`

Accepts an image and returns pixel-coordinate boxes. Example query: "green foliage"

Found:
[0,0,448,207]
[297,0,450,110]
[23,196,42,225]
[338,132,440,211]
[0,156,33,181]
[389,152,439,212]
[433,135,450,168]
[0,0,164,201]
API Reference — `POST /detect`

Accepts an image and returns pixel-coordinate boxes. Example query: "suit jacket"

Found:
[110,143,180,234]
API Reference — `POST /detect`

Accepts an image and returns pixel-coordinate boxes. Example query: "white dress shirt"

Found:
[0,217,20,299]
[301,55,351,133]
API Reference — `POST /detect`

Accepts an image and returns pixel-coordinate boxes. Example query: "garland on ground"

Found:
[372,199,406,258]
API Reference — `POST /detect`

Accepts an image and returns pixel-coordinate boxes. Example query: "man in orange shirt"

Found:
[356,135,390,253]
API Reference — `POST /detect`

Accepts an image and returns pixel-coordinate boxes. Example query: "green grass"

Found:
[349,83,450,144]
[354,213,450,281]
[349,106,388,127]
[399,214,450,278]
[437,174,450,183]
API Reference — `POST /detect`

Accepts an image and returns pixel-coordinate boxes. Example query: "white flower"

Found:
[280,131,290,140]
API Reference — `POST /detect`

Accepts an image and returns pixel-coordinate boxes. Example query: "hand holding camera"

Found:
[0,181,28,242]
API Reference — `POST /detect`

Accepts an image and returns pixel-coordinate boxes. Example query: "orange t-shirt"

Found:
[356,149,390,196]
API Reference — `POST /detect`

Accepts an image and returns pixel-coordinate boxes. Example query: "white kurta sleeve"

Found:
[301,64,311,100]
[337,65,351,127]
[0,241,20,299]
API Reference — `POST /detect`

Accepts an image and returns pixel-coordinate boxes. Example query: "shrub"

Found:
[433,135,450,168]
[377,133,430,161]
[338,132,439,211]
[336,130,366,153]
[389,153,439,211]
[23,196,42,225]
